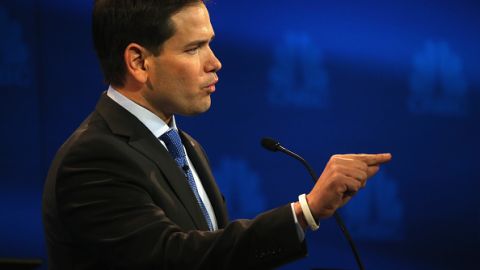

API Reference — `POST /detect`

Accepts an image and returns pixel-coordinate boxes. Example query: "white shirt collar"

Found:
[106,85,177,138]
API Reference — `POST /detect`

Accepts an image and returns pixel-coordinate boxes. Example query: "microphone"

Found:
[261,138,318,181]
[260,137,281,151]
[261,137,365,270]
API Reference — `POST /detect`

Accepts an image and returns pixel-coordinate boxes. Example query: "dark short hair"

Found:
[92,0,204,87]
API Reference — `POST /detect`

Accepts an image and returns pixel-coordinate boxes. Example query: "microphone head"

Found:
[261,137,281,152]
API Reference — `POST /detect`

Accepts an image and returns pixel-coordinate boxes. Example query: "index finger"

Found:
[342,153,392,166]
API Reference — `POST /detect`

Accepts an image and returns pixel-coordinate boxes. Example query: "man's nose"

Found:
[205,46,222,73]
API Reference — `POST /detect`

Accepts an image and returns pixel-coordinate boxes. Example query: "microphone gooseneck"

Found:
[261,137,365,270]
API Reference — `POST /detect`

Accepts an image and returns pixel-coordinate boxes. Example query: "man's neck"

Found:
[114,85,172,124]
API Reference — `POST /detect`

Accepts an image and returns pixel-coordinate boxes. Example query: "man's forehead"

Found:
[170,3,214,37]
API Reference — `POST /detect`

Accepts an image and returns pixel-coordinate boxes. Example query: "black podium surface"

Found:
[0,258,42,270]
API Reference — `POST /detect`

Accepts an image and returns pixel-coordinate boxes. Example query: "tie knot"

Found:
[160,129,185,160]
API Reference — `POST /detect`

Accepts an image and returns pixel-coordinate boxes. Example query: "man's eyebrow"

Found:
[184,35,215,48]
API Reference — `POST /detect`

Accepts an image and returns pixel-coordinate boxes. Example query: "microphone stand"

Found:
[264,139,365,270]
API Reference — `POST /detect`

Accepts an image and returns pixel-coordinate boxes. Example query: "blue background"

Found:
[1,0,479,269]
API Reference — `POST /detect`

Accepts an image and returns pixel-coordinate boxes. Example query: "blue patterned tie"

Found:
[160,129,214,231]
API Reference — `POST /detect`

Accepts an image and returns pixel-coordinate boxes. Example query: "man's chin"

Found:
[179,101,211,117]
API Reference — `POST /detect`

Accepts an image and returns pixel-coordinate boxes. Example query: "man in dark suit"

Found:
[43,0,391,269]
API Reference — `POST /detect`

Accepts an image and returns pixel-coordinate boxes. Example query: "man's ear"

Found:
[124,43,150,84]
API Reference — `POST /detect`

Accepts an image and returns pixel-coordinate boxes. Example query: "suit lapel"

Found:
[95,93,210,230]
[128,139,210,230]
[180,131,229,228]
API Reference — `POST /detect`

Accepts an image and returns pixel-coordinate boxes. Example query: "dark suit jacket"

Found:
[43,93,307,269]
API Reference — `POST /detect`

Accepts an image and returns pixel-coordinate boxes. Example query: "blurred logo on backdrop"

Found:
[343,171,404,241]
[0,6,31,88]
[268,32,330,109]
[213,157,267,220]
[408,41,468,116]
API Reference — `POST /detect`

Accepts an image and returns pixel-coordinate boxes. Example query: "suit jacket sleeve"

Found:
[52,124,307,269]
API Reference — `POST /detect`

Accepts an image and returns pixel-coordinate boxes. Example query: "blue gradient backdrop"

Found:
[1,0,479,269]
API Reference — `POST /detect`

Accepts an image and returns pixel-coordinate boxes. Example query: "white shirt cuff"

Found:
[290,202,305,242]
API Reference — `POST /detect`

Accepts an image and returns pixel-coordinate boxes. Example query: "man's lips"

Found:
[204,78,219,92]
